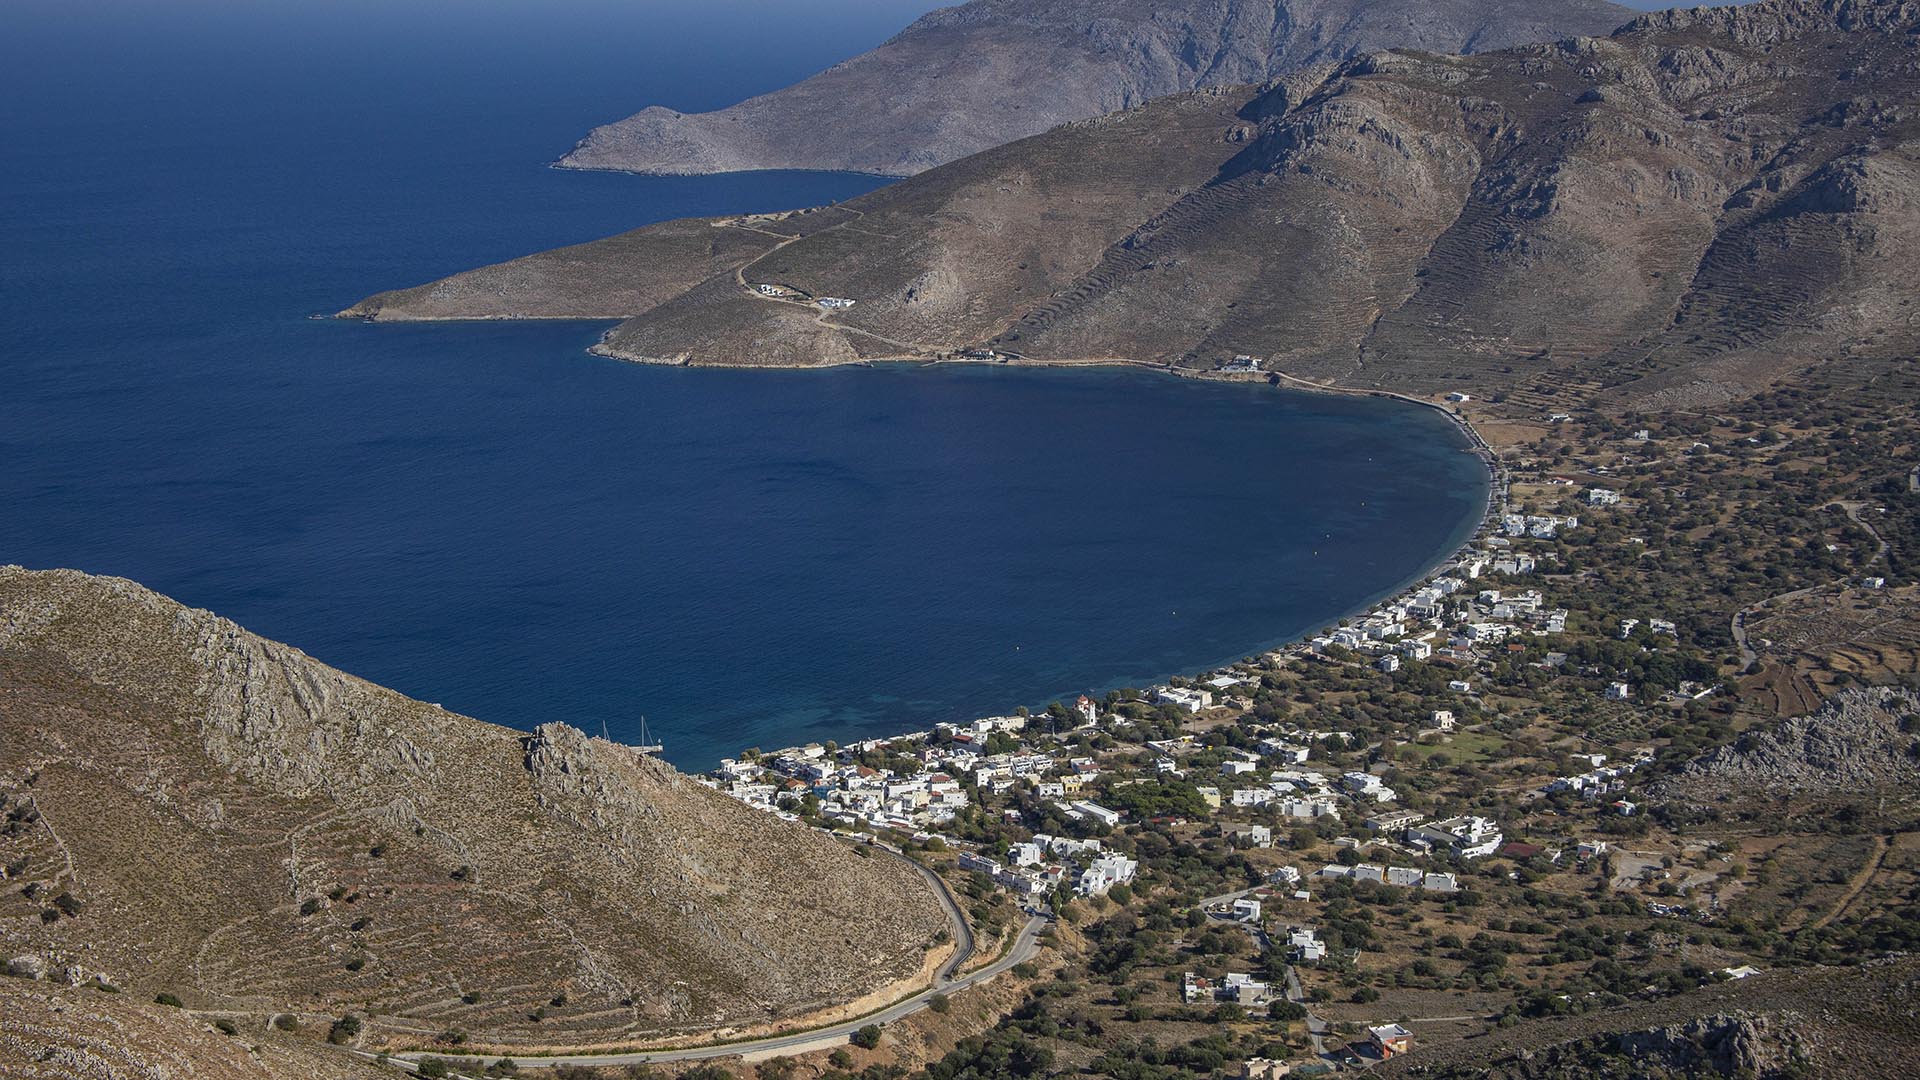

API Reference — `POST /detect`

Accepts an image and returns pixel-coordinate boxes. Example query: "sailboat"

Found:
[633,715,665,756]
[598,716,664,756]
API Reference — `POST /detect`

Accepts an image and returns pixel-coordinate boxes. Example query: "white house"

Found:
[1076,853,1138,896]
[1153,686,1214,713]
[1407,816,1503,859]
[1342,772,1397,803]
[1606,681,1633,701]
[1070,800,1123,828]
[1229,825,1274,849]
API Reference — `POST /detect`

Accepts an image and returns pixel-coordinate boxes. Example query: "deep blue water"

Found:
[1,1,1488,769]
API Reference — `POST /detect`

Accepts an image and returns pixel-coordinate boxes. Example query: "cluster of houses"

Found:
[960,833,1139,899]
[1304,550,1577,672]
[1313,863,1462,892]
[744,282,857,311]
[1220,766,1345,820]
[714,743,972,831]
[1501,513,1579,539]
[1542,750,1653,800]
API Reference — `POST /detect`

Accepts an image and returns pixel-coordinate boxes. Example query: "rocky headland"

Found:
[349,0,1920,414]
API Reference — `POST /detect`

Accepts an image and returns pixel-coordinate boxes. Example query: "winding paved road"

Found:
[372,844,1048,1072]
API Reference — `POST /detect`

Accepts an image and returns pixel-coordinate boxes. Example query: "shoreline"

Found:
[383,312,1505,764]
[591,344,1507,766]
[345,308,1504,768]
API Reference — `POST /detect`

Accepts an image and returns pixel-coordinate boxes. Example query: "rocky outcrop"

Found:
[0,565,949,1048]
[1615,1014,1776,1075]
[560,0,1635,177]
[1653,686,1920,800]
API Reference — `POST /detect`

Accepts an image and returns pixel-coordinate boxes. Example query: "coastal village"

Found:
[687,402,1810,1072]
[655,358,1920,1077]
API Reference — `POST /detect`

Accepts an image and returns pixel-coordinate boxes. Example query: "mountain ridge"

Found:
[558,0,1637,177]
[349,0,1920,413]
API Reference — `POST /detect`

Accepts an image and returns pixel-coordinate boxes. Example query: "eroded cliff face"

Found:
[559,0,1634,177]
[348,0,1920,412]
[0,565,949,1048]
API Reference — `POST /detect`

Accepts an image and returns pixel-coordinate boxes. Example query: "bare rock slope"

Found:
[561,0,1633,177]
[0,565,948,1051]
[1652,686,1920,801]
[350,0,1920,412]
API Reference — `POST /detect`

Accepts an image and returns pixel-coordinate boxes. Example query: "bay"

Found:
[0,1,1488,768]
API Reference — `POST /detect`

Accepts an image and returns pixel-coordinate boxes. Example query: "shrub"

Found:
[928,993,951,1014]
[416,1059,451,1080]
[270,1014,299,1032]
[851,1023,883,1049]
[214,1019,238,1036]
[154,992,183,1008]
[298,898,322,917]
[327,1014,362,1045]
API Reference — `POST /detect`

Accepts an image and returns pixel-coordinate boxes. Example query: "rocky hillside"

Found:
[560,0,1632,177]
[1,980,390,1080]
[349,0,1920,412]
[0,566,949,1051]
[1375,958,1920,1078]
[1651,686,1920,802]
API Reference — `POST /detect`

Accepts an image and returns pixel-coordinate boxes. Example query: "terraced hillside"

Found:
[559,0,1632,177]
[1,979,391,1080]
[1373,957,1920,1079]
[349,0,1920,412]
[0,566,949,1051]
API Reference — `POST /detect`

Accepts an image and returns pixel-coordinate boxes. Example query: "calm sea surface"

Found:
[1,1,1488,768]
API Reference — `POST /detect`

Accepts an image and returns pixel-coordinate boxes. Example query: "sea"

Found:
[0,0,1489,769]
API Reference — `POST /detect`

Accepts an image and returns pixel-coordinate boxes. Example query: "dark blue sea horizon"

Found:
[1,1,1489,769]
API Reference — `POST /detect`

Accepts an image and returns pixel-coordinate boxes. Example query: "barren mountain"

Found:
[0,566,949,1052]
[560,0,1634,177]
[349,0,1920,412]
